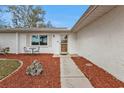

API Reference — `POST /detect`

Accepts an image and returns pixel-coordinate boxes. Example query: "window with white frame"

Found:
[31,35,48,45]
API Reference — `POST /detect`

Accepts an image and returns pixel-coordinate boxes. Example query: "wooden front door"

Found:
[60,34,68,54]
[61,43,67,53]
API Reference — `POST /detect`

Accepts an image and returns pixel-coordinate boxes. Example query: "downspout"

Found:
[16,32,19,54]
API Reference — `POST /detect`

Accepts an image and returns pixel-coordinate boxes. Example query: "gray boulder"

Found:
[26,60,43,76]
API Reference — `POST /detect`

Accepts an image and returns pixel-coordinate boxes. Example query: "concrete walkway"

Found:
[60,55,93,88]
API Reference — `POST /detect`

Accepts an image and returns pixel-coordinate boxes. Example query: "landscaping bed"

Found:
[0,59,21,80]
[0,54,60,88]
[72,57,124,88]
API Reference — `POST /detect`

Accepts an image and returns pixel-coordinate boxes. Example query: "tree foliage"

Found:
[0,5,55,29]
[7,5,46,28]
[46,21,54,28]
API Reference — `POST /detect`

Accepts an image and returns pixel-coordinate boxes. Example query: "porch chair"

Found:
[33,47,40,54]
[24,47,31,54]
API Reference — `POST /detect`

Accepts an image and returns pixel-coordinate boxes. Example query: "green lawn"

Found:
[0,59,21,80]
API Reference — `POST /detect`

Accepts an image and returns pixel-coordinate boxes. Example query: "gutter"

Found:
[71,5,98,32]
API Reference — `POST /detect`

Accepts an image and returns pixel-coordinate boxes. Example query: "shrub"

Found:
[0,47,10,54]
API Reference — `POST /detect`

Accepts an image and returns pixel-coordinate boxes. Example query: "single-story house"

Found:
[0,28,75,54]
[1,5,124,82]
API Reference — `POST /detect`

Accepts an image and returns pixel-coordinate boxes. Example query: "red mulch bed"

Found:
[71,57,124,88]
[0,54,60,88]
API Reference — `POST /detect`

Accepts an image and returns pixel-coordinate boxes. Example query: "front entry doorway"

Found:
[60,34,68,55]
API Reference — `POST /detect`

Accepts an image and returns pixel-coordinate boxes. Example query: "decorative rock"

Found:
[26,60,43,76]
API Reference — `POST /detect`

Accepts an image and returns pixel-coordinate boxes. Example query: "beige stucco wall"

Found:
[18,33,60,54]
[18,33,27,53]
[77,6,124,82]
[0,31,77,54]
[68,32,77,54]
[0,33,17,53]
[18,32,77,54]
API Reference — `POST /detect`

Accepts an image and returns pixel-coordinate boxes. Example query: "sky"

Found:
[0,5,89,28]
[43,5,89,28]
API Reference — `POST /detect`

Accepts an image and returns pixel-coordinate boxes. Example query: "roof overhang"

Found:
[0,6,117,33]
[71,5,116,32]
[0,28,70,33]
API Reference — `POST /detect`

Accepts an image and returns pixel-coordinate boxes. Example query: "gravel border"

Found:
[72,57,124,88]
[0,54,60,88]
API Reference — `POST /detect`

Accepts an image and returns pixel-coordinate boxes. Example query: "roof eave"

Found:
[0,28,71,33]
[71,5,97,32]
[71,5,116,32]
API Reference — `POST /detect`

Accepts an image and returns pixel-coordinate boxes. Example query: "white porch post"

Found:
[16,32,19,54]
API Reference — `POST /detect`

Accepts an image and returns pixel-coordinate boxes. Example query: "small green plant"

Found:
[4,47,10,54]
[1,47,10,54]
